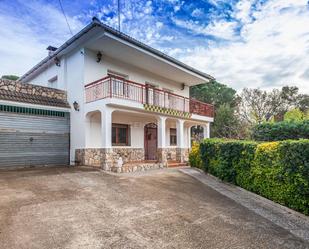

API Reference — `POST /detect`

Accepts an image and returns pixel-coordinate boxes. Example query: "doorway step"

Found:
[167,160,188,167]
[111,160,163,173]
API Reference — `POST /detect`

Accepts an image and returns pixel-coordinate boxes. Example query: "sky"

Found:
[0,0,309,93]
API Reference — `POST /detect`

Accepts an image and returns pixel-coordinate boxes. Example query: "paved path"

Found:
[0,166,308,249]
[180,167,309,242]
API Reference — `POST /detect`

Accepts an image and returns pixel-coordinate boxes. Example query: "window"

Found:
[108,70,129,97]
[163,88,175,109]
[112,123,130,146]
[145,82,160,106]
[107,70,128,79]
[0,104,65,117]
[170,128,177,146]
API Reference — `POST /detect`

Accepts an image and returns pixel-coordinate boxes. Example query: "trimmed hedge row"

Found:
[252,120,309,141]
[195,139,309,215]
[188,142,203,169]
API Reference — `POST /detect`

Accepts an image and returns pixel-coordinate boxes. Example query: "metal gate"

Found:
[0,105,70,167]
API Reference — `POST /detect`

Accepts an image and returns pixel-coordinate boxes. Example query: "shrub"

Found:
[252,120,309,141]
[284,108,306,122]
[189,142,203,169]
[197,138,309,215]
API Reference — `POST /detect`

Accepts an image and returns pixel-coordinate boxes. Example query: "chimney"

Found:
[47,46,58,56]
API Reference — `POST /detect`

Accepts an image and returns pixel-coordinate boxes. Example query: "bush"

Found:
[284,108,306,122]
[189,142,203,169]
[196,138,309,215]
[252,120,309,141]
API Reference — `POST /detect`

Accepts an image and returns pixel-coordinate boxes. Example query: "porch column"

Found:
[187,125,192,148]
[176,119,185,162]
[101,107,113,148]
[157,116,167,166]
[203,123,210,139]
[157,116,166,148]
[100,107,113,171]
[176,119,185,148]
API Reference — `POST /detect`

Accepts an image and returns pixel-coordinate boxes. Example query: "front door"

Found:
[144,123,157,160]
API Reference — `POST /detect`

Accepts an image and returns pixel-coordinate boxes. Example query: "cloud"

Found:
[0,0,84,77]
[0,0,308,95]
[192,8,204,17]
[179,0,309,93]
[172,17,238,41]
[233,0,253,24]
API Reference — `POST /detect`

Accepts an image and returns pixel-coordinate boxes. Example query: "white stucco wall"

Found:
[66,49,86,162]
[28,57,67,90]
[85,111,101,148]
[83,49,190,97]
[85,110,191,149]
[112,111,156,148]
[22,46,208,163]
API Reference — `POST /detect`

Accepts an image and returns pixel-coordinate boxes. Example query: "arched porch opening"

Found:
[85,110,102,148]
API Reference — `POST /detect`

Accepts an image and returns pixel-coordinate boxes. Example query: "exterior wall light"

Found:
[54,57,61,67]
[181,83,185,90]
[73,101,80,111]
[96,51,102,63]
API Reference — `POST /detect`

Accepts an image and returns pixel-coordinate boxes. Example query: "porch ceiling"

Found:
[85,35,210,86]
[112,109,157,122]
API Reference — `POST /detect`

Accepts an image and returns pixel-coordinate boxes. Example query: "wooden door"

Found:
[144,123,157,160]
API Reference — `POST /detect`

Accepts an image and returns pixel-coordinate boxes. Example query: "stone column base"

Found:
[75,148,144,171]
[75,148,113,170]
[176,148,190,163]
[157,148,190,164]
[157,148,168,167]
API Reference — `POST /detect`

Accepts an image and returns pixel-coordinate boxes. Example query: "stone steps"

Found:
[167,161,188,167]
[112,161,163,173]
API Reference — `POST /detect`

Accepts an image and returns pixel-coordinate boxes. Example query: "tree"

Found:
[191,81,244,138]
[1,75,19,80]
[284,108,306,121]
[239,86,308,125]
[239,88,275,124]
[297,94,309,112]
[211,104,243,138]
[190,80,238,108]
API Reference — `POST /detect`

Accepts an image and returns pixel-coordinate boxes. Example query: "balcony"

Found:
[85,75,214,118]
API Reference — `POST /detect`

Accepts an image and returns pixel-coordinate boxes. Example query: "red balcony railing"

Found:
[85,75,214,117]
[190,98,214,117]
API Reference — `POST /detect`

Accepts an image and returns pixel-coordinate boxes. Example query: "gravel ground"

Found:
[0,166,308,249]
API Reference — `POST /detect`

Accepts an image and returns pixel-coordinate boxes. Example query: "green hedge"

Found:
[188,142,203,169]
[195,139,309,215]
[252,120,309,141]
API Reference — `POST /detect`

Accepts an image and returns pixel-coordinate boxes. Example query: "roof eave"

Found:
[19,17,215,83]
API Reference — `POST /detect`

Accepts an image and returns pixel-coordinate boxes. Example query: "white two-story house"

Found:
[19,17,214,172]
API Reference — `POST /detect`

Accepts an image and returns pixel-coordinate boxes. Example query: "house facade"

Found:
[19,18,214,172]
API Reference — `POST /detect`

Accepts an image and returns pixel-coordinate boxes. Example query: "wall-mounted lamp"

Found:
[96,51,102,63]
[73,101,80,111]
[54,57,61,67]
[181,83,186,90]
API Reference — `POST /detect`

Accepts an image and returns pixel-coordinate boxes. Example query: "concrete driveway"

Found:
[0,167,307,249]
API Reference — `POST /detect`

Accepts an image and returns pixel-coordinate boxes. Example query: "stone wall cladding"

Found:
[176,148,190,162]
[75,148,145,171]
[164,148,177,161]
[157,148,168,166]
[75,147,189,173]
[75,148,113,170]
[119,163,164,173]
[111,148,144,164]
[0,79,69,107]
[0,79,67,100]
